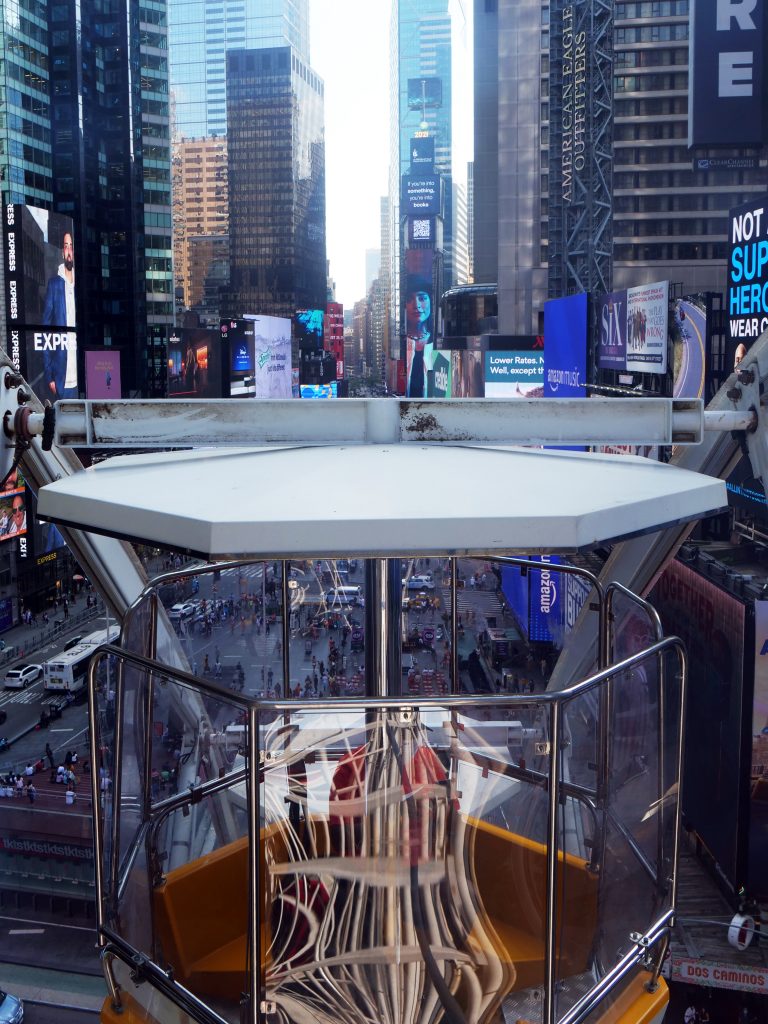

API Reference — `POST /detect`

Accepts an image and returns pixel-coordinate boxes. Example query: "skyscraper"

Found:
[168,0,309,140]
[225,46,326,319]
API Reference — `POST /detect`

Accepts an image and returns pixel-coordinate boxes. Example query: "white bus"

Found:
[43,625,120,695]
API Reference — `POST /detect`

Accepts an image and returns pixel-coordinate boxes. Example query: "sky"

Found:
[310,0,392,310]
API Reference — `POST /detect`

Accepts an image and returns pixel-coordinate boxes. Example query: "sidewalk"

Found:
[0,960,106,1011]
[0,597,108,672]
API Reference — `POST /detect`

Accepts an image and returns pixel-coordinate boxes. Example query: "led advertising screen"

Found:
[402,176,442,218]
[407,77,443,110]
[484,351,544,398]
[625,280,669,374]
[528,556,563,644]
[752,602,768,898]
[596,290,628,370]
[543,293,587,398]
[294,309,324,353]
[404,249,435,398]
[168,327,222,398]
[2,204,78,403]
[246,315,292,399]
[0,489,27,543]
[429,350,451,398]
[689,0,764,146]
[450,349,484,397]
[300,382,337,399]
[727,194,768,355]
[85,349,122,399]
[501,565,529,636]
[672,294,708,400]
[410,135,435,172]
[652,561,748,892]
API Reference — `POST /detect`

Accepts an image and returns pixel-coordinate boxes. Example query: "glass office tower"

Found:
[225,46,326,319]
[169,0,309,140]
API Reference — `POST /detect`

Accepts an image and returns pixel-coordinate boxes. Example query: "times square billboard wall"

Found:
[689,0,764,146]
[3,204,79,404]
[751,602,768,898]
[651,561,750,894]
[543,293,587,397]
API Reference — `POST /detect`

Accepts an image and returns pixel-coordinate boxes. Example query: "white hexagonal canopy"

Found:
[36,444,726,558]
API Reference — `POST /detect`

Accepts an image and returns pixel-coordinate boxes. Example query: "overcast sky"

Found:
[310,0,392,310]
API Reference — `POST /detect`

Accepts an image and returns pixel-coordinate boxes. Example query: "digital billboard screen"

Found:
[3,204,79,403]
[727,194,768,354]
[484,351,544,398]
[689,0,764,146]
[410,135,435,172]
[85,349,122,399]
[168,327,222,398]
[672,294,708,400]
[528,556,563,644]
[294,309,324,353]
[300,382,337,399]
[450,349,484,397]
[0,489,27,542]
[402,176,442,218]
[404,249,435,398]
[625,281,669,373]
[752,602,768,898]
[543,293,587,398]
[596,290,628,370]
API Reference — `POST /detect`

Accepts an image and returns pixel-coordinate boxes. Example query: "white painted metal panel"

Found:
[37,444,726,558]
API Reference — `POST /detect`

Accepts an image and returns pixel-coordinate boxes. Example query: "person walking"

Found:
[45,743,54,770]
[27,783,36,804]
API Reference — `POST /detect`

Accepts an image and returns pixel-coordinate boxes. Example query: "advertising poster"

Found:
[528,555,563,644]
[625,280,669,373]
[404,249,435,398]
[247,315,292,399]
[168,327,222,398]
[651,562,747,891]
[428,350,451,398]
[543,293,588,398]
[85,350,122,399]
[727,194,768,356]
[484,351,544,398]
[3,204,78,403]
[596,290,628,370]
[751,602,768,898]
[689,0,764,146]
[0,489,27,542]
[672,294,708,400]
[410,135,435,172]
[402,176,442,218]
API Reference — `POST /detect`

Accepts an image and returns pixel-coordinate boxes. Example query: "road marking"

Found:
[9,928,45,935]
[49,727,74,732]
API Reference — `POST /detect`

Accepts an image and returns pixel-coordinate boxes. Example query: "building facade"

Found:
[224,46,326,319]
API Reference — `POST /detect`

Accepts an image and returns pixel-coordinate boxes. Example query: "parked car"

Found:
[168,601,197,621]
[0,989,23,1023]
[3,663,42,689]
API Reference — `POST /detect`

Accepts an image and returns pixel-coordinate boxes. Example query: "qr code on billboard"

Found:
[412,219,430,240]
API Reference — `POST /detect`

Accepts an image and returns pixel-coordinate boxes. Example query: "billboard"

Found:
[728,194,768,352]
[410,135,435,172]
[168,327,222,398]
[625,280,669,373]
[689,0,764,146]
[402,176,442,217]
[0,489,27,542]
[429,350,451,397]
[651,562,748,892]
[404,249,435,398]
[300,382,337,399]
[3,204,78,403]
[672,294,708,400]
[451,350,484,397]
[407,77,443,110]
[501,565,529,635]
[246,315,292,399]
[752,603,768,898]
[596,290,627,370]
[294,309,324,352]
[484,351,544,398]
[529,556,562,643]
[408,217,436,246]
[543,293,588,398]
[85,350,122,399]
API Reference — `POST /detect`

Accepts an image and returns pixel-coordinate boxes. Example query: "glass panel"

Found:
[260,699,552,1022]
[400,556,448,696]
[93,651,252,1024]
